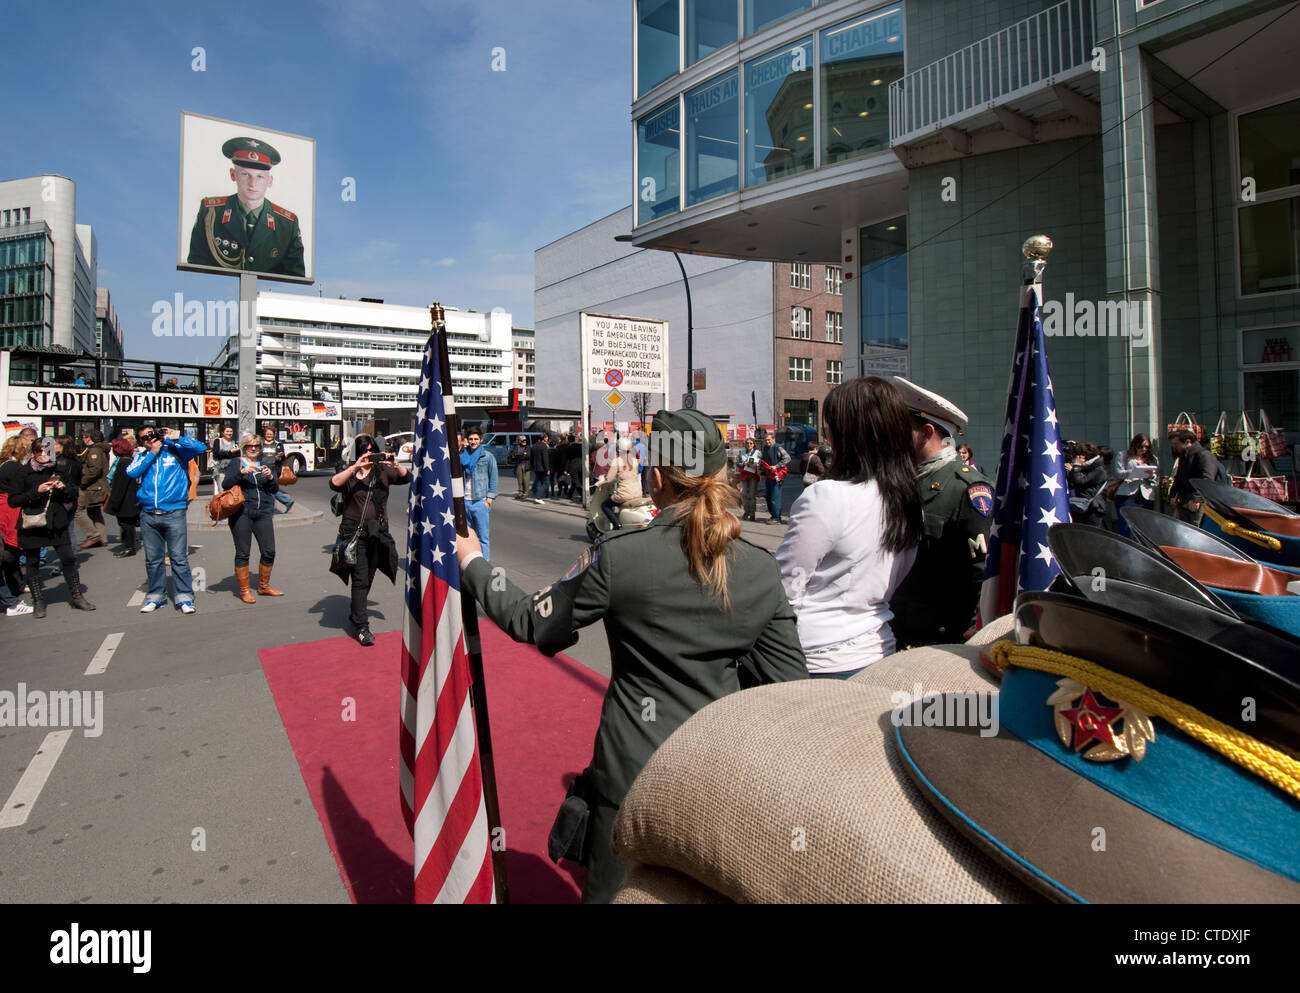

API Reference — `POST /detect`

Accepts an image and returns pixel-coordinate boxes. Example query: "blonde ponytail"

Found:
[660,465,742,608]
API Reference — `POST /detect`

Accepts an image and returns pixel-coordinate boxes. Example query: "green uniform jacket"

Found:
[461,517,808,807]
[890,458,993,648]
[186,194,305,277]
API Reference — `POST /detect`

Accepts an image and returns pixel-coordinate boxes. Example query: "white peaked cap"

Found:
[890,376,969,440]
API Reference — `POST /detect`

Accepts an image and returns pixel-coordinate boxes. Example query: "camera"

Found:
[371,451,394,463]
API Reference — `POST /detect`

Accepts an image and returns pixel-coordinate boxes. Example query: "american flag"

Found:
[398,333,495,904]
[978,275,1073,624]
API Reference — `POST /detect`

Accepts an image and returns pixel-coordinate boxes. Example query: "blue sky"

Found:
[5,0,631,362]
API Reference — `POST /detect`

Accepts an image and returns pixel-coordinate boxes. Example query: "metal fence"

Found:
[890,0,1095,145]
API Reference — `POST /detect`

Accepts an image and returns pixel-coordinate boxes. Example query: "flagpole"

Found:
[430,303,510,905]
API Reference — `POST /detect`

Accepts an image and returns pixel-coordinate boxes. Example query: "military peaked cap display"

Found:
[895,521,1300,903]
[649,409,726,477]
[890,376,968,440]
[1192,478,1300,568]
[222,136,281,170]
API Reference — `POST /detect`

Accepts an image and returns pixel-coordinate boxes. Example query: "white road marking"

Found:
[127,589,145,606]
[0,731,74,829]
[85,632,124,676]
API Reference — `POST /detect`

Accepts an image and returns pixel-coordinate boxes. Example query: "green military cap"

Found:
[649,408,727,477]
[222,136,280,170]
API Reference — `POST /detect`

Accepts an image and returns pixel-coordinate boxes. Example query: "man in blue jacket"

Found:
[460,427,498,560]
[126,425,208,614]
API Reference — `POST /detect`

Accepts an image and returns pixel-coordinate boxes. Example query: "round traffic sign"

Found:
[605,368,623,387]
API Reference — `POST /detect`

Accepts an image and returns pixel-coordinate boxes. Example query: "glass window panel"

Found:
[637,100,682,225]
[1242,326,1299,365]
[685,69,740,206]
[820,6,904,166]
[1244,369,1299,432]
[1239,197,1300,295]
[686,0,736,66]
[744,38,814,187]
[1239,98,1300,196]
[745,0,812,37]
[637,0,680,98]
[861,216,908,349]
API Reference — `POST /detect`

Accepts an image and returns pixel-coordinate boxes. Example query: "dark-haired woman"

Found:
[453,407,807,903]
[775,377,923,678]
[1112,434,1158,539]
[1068,442,1107,526]
[12,438,95,617]
[105,436,141,556]
[222,433,283,603]
[329,434,410,646]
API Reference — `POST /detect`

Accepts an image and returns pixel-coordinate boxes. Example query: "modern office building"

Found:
[512,327,536,405]
[211,291,514,420]
[628,0,1300,464]
[535,206,776,430]
[95,287,124,362]
[0,175,98,353]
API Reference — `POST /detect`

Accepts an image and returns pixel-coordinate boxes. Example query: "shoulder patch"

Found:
[561,542,600,581]
[202,195,228,207]
[967,483,994,517]
[271,204,297,221]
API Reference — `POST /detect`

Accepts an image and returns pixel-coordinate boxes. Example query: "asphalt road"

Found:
[0,472,794,903]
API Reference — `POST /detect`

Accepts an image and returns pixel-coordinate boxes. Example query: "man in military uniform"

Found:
[889,377,993,648]
[186,137,305,277]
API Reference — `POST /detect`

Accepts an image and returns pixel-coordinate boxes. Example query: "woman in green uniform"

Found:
[454,407,808,902]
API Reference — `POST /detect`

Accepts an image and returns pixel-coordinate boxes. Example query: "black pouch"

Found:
[547,770,593,865]
[330,490,344,517]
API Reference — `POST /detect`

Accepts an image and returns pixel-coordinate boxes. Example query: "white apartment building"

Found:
[215,292,513,417]
[512,327,535,404]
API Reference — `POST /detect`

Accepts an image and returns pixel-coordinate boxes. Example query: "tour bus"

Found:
[1,346,345,476]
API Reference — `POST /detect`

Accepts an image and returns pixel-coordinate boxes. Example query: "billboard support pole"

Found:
[238,272,258,440]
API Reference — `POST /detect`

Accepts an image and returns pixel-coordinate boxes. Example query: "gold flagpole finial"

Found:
[1021,235,1052,285]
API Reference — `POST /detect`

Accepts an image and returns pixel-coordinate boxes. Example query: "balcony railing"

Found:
[889,0,1095,146]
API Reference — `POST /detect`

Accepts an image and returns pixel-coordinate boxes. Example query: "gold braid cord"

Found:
[990,641,1300,801]
[205,208,243,270]
[1202,506,1283,552]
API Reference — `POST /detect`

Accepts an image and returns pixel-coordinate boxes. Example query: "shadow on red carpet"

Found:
[258,623,608,903]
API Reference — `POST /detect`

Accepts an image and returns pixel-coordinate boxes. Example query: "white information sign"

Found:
[6,386,343,423]
[581,313,667,393]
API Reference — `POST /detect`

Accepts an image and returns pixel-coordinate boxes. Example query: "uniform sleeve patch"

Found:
[562,542,600,581]
[967,483,994,517]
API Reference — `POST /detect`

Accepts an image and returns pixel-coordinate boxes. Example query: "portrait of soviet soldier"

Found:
[187,136,306,277]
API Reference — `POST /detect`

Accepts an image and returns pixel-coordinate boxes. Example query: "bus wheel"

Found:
[288,454,305,476]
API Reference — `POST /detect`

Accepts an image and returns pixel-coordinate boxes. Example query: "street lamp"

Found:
[614,234,693,406]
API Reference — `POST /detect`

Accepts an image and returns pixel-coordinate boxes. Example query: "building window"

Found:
[1242,325,1299,429]
[827,359,842,384]
[790,261,811,288]
[861,216,908,366]
[825,265,842,294]
[790,306,811,338]
[820,6,905,166]
[686,0,737,67]
[637,0,679,98]
[789,356,812,381]
[825,311,842,342]
[1237,98,1300,295]
[685,69,740,206]
[744,38,814,188]
[745,0,812,37]
[637,100,682,225]
[784,397,817,425]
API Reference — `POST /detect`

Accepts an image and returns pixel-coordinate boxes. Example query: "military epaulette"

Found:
[271,204,297,222]
[202,195,228,207]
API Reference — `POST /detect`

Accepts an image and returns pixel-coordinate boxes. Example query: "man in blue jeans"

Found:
[460,428,498,559]
[758,430,791,525]
[126,425,207,614]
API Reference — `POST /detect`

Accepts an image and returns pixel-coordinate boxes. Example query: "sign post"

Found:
[579,312,668,510]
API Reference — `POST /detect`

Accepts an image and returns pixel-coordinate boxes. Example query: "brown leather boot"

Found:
[235,566,256,603]
[258,564,284,596]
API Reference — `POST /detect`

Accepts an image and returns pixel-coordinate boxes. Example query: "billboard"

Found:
[176,111,315,283]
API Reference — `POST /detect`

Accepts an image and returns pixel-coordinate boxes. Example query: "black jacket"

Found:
[106,463,141,523]
[1068,457,1107,503]
[1171,442,1221,503]
[529,441,550,473]
[13,464,73,549]
[221,459,280,514]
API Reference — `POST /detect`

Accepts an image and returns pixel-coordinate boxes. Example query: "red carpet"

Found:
[258,622,608,903]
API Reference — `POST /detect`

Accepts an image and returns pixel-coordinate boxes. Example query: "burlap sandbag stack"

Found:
[611,614,1040,903]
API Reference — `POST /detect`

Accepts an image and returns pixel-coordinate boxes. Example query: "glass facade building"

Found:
[0,226,54,349]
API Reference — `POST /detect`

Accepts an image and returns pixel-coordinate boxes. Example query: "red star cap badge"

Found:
[1059,689,1124,751]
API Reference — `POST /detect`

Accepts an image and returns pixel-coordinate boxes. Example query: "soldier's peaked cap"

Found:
[650,408,726,478]
[222,137,280,171]
[890,376,968,439]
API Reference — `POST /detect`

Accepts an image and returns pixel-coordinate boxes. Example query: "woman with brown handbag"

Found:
[220,433,283,603]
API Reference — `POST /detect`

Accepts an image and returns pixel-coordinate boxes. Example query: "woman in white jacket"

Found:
[599,437,642,530]
[1113,433,1158,539]
[775,378,923,678]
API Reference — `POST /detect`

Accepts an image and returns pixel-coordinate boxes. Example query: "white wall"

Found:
[535,207,775,426]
